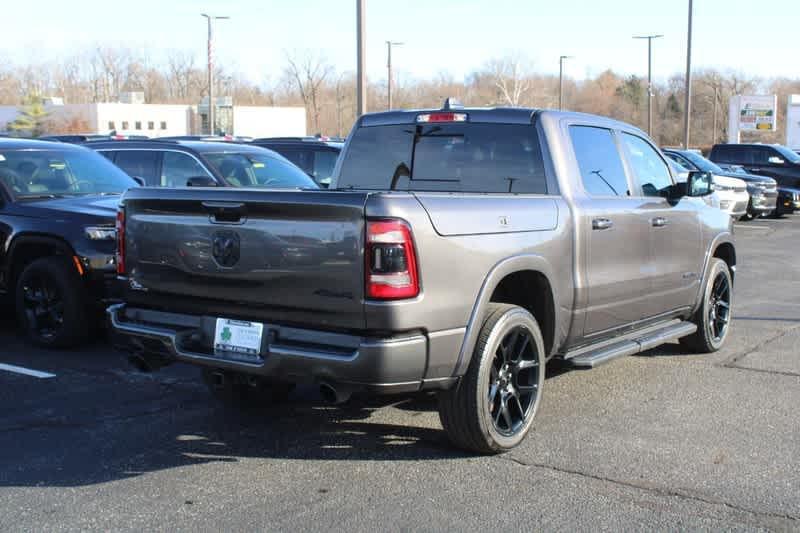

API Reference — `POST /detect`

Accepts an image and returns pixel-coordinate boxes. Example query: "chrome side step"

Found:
[566,320,697,368]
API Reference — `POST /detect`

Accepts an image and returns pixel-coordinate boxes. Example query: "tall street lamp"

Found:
[386,41,403,109]
[558,55,573,110]
[683,0,694,148]
[633,34,663,137]
[201,13,229,135]
[356,0,367,117]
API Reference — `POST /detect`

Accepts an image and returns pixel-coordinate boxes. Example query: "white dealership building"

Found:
[0,93,306,138]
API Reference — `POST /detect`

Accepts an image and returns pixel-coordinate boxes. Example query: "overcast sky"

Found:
[3,0,795,84]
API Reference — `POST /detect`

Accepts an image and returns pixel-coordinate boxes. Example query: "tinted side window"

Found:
[665,152,697,171]
[569,126,629,196]
[622,133,673,197]
[337,126,413,189]
[275,148,313,174]
[313,150,339,185]
[161,151,211,187]
[752,146,774,165]
[713,145,748,164]
[112,150,160,185]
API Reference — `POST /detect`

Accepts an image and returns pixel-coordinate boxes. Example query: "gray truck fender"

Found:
[451,254,559,377]
[692,231,735,314]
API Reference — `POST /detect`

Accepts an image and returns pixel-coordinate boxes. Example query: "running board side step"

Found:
[566,321,697,368]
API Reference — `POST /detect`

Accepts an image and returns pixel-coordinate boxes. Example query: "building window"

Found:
[135,121,142,130]
[122,121,129,130]
[108,121,115,131]
[160,121,167,130]
[147,121,155,130]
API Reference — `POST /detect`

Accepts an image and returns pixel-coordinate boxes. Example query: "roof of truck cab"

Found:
[357,107,648,136]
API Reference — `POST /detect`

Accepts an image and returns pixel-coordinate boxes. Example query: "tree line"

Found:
[2,46,799,148]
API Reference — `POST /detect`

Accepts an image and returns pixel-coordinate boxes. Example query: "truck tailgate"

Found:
[122,188,368,330]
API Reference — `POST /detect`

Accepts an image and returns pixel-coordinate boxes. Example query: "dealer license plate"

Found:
[214,318,264,358]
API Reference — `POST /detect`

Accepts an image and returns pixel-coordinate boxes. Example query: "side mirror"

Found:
[687,170,714,197]
[186,176,218,187]
[132,176,145,187]
[768,156,785,165]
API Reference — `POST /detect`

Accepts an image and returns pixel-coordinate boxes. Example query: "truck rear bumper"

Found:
[108,304,457,395]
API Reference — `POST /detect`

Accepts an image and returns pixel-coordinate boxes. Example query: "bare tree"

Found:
[480,53,534,106]
[283,50,333,133]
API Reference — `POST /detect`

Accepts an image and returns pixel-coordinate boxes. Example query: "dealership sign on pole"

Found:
[786,94,800,151]
[728,95,777,143]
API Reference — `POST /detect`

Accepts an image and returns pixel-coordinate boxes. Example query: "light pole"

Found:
[712,86,719,144]
[201,13,229,135]
[558,55,573,110]
[633,34,663,137]
[386,41,403,109]
[356,0,367,117]
[683,0,693,148]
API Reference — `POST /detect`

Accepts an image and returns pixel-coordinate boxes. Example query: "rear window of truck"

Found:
[336,123,547,193]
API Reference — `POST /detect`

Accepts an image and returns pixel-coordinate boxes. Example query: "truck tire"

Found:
[202,369,294,409]
[680,258,733,353]
[438,303,545,454]
[15,256,89,348]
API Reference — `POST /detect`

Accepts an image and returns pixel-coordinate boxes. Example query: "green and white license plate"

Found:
[214,318,264,358]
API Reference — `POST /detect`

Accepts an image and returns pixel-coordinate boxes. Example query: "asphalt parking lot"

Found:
[1,217,799,532]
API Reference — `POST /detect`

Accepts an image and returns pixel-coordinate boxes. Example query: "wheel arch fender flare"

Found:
[693,232,735,313]
[452,254,560,377]
[6,233,77,285]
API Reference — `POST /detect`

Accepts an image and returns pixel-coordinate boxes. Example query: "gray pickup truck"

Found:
[109,102,735,453]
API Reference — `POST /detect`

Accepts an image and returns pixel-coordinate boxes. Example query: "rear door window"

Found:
[664,152,697,171]
[569,126,630,196]
[312,149,340,187]
[337,123,547,193]
[112,150,161,185]
[161,151,212,187]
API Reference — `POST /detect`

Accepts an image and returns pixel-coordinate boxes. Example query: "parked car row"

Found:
[0,137,322,348]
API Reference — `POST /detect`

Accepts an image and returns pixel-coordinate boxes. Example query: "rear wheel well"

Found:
[489,270,555,355]
[713,242,736,281]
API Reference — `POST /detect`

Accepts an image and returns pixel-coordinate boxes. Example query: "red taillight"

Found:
[115,208,126,275]
[366,219,419,300]
[416,112,467,123]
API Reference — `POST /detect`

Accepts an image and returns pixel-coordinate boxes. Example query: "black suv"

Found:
[249,137,343,188]
[709,143,800,189]
[86,140,317,189]
[0,139,138,347]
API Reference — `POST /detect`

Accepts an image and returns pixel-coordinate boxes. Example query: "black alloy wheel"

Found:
[488,326,540,437]
[21,274,65,342]
[708,271,731,343]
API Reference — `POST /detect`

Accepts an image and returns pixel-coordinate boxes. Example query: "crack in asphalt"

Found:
[718,322,800,377]
[498,455,800,525]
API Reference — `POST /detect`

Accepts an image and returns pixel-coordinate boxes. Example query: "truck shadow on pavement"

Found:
[0,327,587,488]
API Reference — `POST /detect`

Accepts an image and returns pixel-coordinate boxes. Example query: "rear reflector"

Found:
[416,112,467,123]
[366,219,419,300]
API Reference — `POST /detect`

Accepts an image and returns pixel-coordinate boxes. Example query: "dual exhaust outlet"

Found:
[128,355,352,404]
